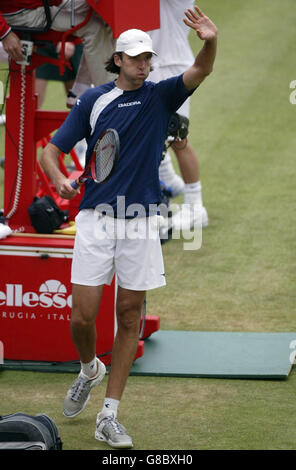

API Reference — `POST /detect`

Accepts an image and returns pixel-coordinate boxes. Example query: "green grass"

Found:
[1,0,296,450]
[1,371,296,450]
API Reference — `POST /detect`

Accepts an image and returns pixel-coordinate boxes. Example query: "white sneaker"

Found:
[159,154,185,197]
[63,358,106,418]
[201,206,209,227]
[168,174,185,198]
[172,204,209,231]
[95,412,133,449]
[159,174,184,198]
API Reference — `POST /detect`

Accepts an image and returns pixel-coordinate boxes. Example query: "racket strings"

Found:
[95,132,116,183]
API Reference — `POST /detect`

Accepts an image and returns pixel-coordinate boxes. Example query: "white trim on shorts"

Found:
[71,209,166,291]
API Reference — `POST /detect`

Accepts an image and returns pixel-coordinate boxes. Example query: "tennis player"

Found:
[40,5,218,449]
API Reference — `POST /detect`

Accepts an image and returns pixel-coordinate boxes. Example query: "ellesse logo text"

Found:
[0,280,72,309]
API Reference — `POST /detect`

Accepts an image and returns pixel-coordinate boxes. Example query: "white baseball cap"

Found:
[115,29,157,57]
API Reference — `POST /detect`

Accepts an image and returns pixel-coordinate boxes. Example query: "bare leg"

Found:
[63,79,75,95]
[63,283,105,419]
[158,139,201,198]
[35,78,48,108]
[70,283,104,363]
[171,139,208,228]
[172,139,200,183]
[105,287,146,401]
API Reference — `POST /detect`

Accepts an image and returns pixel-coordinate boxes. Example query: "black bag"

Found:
[28,196,68,234]
[0,413,63,450]
[167,112,189,140]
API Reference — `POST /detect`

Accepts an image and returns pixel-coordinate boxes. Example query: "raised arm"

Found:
[182,5,218,91]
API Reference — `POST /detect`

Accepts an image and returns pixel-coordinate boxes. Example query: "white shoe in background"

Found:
[172,204,209,231]
[159,153,185,197]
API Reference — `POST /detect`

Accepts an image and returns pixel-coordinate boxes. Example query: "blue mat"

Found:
[2,330,295,379]
[130,330,296,379]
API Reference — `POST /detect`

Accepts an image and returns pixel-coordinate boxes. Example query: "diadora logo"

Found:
[0,280,72,309]
[118,101,141,108]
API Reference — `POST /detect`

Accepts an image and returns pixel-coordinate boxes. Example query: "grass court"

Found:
[0,0,295,450]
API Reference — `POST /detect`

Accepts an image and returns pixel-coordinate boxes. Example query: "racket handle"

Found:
[71,180,80,189]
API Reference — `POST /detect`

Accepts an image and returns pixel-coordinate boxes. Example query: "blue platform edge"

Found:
[1,330,296,379]
[130,330,296,380]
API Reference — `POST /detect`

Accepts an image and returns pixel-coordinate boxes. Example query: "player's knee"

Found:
[70,307,95,329]
[116,300,141,333]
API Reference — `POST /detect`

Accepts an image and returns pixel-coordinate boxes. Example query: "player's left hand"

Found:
[184,5,218,41]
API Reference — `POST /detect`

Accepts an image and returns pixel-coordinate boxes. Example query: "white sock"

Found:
[159,153,179,183]
[80,356,97,379]
[159,152,184,195]
[71,82,89,98]
[184,181,203,206]
[102,398,120,418]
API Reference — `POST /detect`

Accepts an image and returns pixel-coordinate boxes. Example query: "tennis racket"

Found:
[71,128,120,189]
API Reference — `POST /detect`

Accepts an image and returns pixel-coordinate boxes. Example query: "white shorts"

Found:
[71,209,166,291]
[148,64,190,118]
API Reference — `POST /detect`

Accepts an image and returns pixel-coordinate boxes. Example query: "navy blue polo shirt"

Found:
[51,74,195,217]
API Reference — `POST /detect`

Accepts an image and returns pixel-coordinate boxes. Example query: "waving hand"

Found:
[184,5,218,41]
[182,5,218,91]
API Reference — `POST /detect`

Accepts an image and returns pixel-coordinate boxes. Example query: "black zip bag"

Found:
[28,196,68,234]
[0,412,63,450]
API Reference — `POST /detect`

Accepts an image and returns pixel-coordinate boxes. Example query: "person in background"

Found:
[0,0,115,107]
[148,0,209,229]
[35,39,87,164]
[35,40,83,108]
